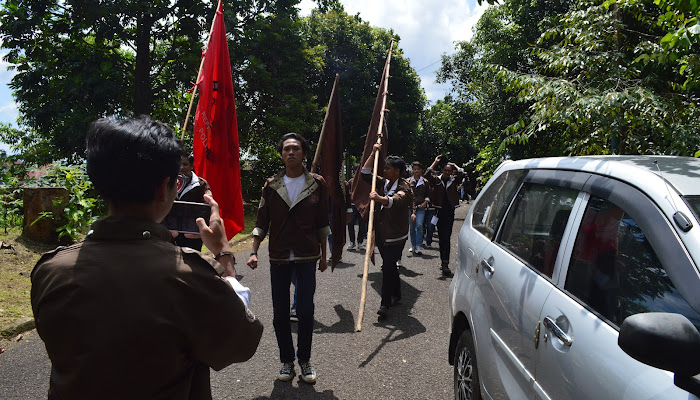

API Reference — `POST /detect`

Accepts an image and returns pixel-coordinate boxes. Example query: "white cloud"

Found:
[0,52,17,125]
[298,0,488,104]
[0,101,18,123]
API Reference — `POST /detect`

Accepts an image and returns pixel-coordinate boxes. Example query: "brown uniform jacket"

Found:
[31,217,263,400]
[362,170,413,246]
[409,176,430,213]
[252,168,331,263]
[425,167,465,209]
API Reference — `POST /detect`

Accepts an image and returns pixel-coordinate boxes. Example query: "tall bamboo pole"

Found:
[181,1,221,140]
[356,42,393,332]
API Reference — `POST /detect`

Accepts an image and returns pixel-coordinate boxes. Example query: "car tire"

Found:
[454,330,481,400]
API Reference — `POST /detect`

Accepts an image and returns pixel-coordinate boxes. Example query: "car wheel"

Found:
[454,330,481,400]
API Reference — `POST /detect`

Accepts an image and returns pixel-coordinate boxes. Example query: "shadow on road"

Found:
[252,379,340,399]
[355,271,426,367]
[329,260,354,270]
[313,304,355,334]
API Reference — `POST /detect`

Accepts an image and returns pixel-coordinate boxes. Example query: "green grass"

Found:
[0,226,54,330]
[233,212,256,238]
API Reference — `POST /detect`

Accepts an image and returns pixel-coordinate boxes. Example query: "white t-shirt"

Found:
[283,174,307,261]
[284,174,306,203]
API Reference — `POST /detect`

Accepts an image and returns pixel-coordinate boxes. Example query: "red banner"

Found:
[193,0,244,240]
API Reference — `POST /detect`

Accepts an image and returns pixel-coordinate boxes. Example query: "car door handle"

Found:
[480,258,495,275]
[543,316,573,346]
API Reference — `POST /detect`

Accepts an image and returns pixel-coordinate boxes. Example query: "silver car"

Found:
[448,156,700,400]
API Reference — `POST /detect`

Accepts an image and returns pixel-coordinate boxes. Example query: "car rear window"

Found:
[684,196,700,221]
[498,183,578,277]
[471,169,524,240]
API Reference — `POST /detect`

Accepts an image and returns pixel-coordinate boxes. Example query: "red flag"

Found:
[350,44,392,222]
[311,75,345,270]
[192,0,243,240]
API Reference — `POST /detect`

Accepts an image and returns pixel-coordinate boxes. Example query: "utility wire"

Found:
[415,60,442,73]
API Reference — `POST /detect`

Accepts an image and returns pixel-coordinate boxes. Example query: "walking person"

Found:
[408,161,429,255]
[247,133,330,384]
[425,155,465,276]
[361,143,413,318]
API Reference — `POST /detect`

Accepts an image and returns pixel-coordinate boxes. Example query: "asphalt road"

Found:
[0,203,471,400]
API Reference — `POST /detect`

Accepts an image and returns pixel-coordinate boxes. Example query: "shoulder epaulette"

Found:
[180,247,222,275]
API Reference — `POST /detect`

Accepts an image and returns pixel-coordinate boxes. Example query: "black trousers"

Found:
[378,242,403,307]
[437,206,455,265]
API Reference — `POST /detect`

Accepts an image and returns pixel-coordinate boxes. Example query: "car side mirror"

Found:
[619,312,700,396]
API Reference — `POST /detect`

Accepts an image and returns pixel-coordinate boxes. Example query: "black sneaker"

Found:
[377,305,389,318]
[278,362,296,382]
[299,361,317,384]
[391,296,401,306]
[441,265,453,277]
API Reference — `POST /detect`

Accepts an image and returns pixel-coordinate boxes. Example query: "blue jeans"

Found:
[270,261,316,363]
[424,208,436,246]
[409,208,426,248]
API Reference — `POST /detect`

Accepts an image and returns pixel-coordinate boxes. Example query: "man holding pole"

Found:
[425,155,465,276]
[247,133,330,384]
[362,143,413,319]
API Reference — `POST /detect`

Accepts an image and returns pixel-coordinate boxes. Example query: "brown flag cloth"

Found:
[311,75,345,270]
[350,47,392,263]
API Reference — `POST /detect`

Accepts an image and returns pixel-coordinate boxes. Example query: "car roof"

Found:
[500,156,700,197]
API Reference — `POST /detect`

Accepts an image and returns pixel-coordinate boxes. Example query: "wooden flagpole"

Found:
[181,1,221,140]
[356,41,393,332]
[311,74,340,171]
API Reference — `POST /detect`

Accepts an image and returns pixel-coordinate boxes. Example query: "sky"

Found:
[0,0,488,153]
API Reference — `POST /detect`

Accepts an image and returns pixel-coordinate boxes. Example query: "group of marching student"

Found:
[245,132,469,384]
[30,118,470,397]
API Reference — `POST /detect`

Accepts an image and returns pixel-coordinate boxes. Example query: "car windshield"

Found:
[684,196,700,221]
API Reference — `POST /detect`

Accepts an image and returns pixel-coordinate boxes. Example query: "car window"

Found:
[472,169,524,240]
[565,196,700,330]
[498,183,578,277]
[684,195,700,221]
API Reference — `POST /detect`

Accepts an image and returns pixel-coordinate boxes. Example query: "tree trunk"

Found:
[134,14,153,116]
[22,187,70,244]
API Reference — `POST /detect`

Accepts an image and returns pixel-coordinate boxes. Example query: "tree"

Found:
[301,7,425,163]
[497,0,700,156]
[0,0,218,163]
[437,0,569,178]
[655,0,700,90]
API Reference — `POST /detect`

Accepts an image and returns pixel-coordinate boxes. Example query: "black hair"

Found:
[411,161,423,169]
[186,152,194,165]
[86,116,182,203]
[384,155,406,174]
[277,132,310,154]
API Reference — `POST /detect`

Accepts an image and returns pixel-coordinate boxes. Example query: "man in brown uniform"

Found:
[247,133,330,384]
[408,161,430,255]
[362,143,413,318]
[31,116,263,399]
[425,155,466,276]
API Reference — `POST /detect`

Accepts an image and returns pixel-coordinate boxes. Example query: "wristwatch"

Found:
[214,251,233,261]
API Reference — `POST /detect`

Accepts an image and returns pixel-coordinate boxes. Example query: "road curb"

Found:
[1,317,35,339]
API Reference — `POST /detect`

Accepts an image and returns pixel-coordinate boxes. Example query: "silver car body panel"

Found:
[449,156,700,400]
